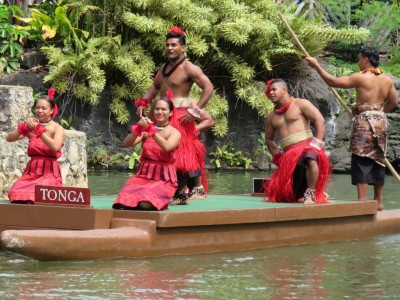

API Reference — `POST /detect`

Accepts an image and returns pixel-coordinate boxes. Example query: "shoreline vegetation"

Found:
[0,0,399,173]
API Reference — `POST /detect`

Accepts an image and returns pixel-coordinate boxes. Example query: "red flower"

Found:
[169,26,186,36]
[48,87,56,99]
[265,79,273,98]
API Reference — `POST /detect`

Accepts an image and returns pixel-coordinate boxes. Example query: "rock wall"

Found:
[0,85,88,200]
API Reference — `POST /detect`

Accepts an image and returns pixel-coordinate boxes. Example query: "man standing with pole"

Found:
[306,48,398,210]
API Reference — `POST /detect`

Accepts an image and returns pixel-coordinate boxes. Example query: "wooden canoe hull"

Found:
[1,198,399,261]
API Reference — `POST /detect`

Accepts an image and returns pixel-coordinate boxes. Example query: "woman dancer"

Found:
[113,96,181,210]
[6,88,64,204]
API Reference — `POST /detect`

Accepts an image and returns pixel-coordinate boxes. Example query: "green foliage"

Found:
[15,7,90,52]
[86,132,125,168]
[326,56,357,106]
[59,115,75,130]
[42,36,155,124]
[252,131,272,170]
[0,4,27,75]
[209,141,252,169]
[384,46,400,77]
[125,144,142,170]
[319,0,400,51]
[253,132,269,157]
[14,0,371,132]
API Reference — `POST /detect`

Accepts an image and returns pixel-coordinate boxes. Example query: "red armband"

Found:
[131,124,144,136]
[32,123,46,137]
[17,122,30,137]
[134,98,150,108]
[142,124,157,137]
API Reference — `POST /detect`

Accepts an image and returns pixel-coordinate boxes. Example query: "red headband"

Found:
[169,26,186,36]
[48,87,58,118]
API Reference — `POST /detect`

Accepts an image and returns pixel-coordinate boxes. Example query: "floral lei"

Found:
[360,68,383,75]
[274,97,293,114]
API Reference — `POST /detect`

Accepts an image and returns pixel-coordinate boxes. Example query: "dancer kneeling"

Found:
[6,88,64,204]
[113,97,181,210]
[263,79,331,204]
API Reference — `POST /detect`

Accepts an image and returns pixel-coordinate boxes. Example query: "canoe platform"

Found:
[1,195,399,261]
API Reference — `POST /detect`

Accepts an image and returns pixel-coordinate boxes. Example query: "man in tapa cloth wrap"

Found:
[263,79,331,204]
[307,46,398,210]
[135,26,214,204]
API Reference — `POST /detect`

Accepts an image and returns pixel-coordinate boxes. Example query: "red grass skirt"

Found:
[264,139,331,204]
[170,108,208,192]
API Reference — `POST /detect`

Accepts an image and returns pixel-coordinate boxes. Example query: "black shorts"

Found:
[292,151,319,200]
[177,169,201,188]
[351,154,385,185]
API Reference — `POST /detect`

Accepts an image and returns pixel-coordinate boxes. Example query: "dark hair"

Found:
[166,32,186,45]
[270,78,288,89]
[359,46,379,67]
[156,97,175,111]
[37,95,56,109]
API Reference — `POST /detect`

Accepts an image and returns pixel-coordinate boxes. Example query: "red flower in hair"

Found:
[166,90,174,100]
[265,80,273,98]
[169,26,186,36]
[48,87,56,100]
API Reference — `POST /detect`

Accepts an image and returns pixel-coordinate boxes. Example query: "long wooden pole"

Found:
[278,11,400,183]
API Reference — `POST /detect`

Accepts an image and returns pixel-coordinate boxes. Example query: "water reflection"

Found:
[0,171,399,298]
[1,234,400,299]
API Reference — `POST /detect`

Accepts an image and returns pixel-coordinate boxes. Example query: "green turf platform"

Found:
[91,194,356,211]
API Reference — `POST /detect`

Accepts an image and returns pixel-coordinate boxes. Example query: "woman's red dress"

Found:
[8,136,62,203]
[113,137,178,210]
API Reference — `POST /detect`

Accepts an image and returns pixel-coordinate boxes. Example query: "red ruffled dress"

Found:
[113,137,178,210]
[170,107,208,192]
[8,136,62,203]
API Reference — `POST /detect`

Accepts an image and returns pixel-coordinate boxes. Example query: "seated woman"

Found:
[6,89,64,204]
[113,97,181,210]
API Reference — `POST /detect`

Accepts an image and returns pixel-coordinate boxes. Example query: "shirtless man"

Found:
[264,79,331,204]
[136,26,214,204]
[307,46,398,210]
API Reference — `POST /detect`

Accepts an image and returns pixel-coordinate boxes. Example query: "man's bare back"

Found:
[306,56,398,113]
[351,72,397,110]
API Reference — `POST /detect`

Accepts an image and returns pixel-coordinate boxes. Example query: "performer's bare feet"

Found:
[377,202,384,211]
[190,185,206,200]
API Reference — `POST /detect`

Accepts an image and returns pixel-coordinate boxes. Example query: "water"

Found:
[1,171,400,299]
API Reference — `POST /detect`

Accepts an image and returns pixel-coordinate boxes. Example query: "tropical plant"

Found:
[125,144,141,170]
[326,56,357,106]
[317,0,400,51]
[15,5,92,51]
[14,0,370,135]
[0,4,28,75]
[120,0,369,121]
[253,132,269,157]
[59,115,75,130]
[209,141,252,169]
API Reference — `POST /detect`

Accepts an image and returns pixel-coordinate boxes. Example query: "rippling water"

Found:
[1,171,399,299]
[1,235,400,299]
